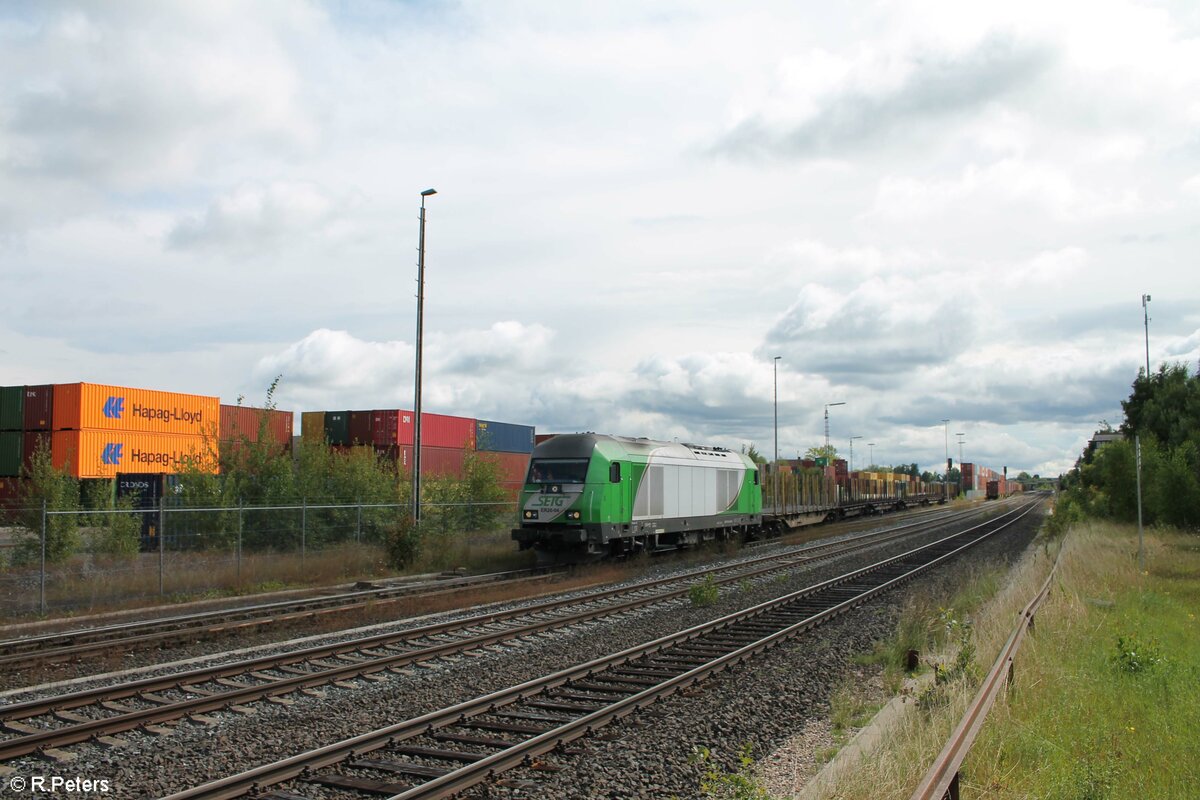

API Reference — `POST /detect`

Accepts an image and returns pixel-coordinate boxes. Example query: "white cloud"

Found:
[4,0,1199,484]
[168,181,349,253]
[870,159,1143,222]
[763,274,977,384]
[253,321,557,417]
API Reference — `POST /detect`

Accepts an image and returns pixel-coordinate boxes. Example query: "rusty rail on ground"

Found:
[909,536,1064,800]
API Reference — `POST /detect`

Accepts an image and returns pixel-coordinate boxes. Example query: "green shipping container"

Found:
[0,431,22,477]
[814,456,829,467]
[0,386,23,431]
[324,411,350,446]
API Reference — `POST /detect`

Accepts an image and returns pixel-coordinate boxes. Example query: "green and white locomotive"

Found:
[512,433,762,561]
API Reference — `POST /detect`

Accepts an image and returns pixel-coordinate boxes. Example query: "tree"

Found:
[742,443,766,464]
[1056,361,1200,531]
[1121,363,1200,449]
[803,445,838,462]
[15,441,81,564]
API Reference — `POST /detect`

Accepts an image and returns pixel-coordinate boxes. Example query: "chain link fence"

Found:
[0,498,519,618]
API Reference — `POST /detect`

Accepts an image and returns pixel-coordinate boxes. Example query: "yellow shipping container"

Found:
[301,411,326,442]
[52,383,218,436]
[52,430,217,479]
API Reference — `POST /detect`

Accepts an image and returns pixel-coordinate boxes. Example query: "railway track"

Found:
[160,498,1042,800]
[0,503,980,670]
[0,567,566,668]
[0,503,1000,762]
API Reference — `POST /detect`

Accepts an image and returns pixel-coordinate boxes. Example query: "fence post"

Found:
[356,498,362,544]
[237,501,243,589]
[301,497,307,568]
[40,499,47,615]
[159,496,165,597]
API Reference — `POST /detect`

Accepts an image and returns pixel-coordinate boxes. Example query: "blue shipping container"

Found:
[475,419,535,454]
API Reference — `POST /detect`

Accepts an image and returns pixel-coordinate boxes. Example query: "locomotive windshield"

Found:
[527,459,590,484]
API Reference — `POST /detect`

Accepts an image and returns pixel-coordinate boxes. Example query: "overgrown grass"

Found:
[800,526,1060,799]
[851,559,1007,697]
[0,526,536,621]
[806,519,1200,799]
[963,521,1200,797]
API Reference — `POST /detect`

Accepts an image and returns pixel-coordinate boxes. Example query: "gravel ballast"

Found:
[2,503,1040,799]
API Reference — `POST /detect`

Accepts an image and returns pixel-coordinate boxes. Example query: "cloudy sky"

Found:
[3,1,1199,477]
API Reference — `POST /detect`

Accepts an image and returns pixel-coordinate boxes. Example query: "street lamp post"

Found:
[868,442,875,468]
[941,418,950,501]
[412,188,437,524]
[773,356,781,514]
[849,435,863,472]
[956,433,966,495]
[824,402,845,452]
[1142,293,1152,382]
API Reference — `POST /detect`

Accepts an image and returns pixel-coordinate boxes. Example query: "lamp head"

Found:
[421,188,437,196]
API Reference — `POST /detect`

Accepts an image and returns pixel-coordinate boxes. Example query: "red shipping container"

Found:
[22,431,50,475]
[23,385,53,431]
[372,410,474,449]
[415,412,475,449]
[219,405,294,446]
[348,411,373,445]
[371,410,413,447]
[475,451,530,485]
[398,445,468,478]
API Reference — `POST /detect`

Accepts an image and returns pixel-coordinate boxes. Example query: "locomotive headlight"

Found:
[566,510,582,520]
[523,510,539,520]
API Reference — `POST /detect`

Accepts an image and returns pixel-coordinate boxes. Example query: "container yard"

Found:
[1,380,538,503]
[300,408,534,496]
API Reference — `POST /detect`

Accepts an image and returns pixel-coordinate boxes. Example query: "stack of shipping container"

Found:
[0,385,53,507]
[49,383,220,479]
[1,382,223,509]
[7,377,541,505]
[959,463,1010,496]
[300,410,535,497]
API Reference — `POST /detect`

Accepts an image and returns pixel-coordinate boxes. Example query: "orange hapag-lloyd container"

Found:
[52,383,219,437]
[52,430,218,479]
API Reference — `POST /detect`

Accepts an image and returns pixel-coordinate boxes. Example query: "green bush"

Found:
[688,575,720,607]
[14,441,80,564]
[1111,634,1165,674]
[383,513,421,569]
[690,744,770,800]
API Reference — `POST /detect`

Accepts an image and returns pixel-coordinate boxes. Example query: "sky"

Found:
[3,1,1199,478]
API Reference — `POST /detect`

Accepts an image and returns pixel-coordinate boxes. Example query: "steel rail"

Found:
[2,501,993,662]
[158,500,1041,800]
[0,569,563,665]
[0,506,995,760]
[909,532,1063,800]
[2,502,986,717]
[1,504,990,665]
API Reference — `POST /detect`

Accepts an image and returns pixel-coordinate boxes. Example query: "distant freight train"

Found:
[513,433,959,562]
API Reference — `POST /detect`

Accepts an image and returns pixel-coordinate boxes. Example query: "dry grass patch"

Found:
[794,531,1060,799]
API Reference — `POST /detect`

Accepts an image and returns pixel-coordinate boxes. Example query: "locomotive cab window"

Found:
[609,462,621,483]
[752,469,759,485]
[527,459,590,484]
